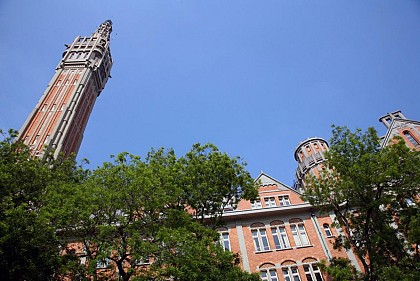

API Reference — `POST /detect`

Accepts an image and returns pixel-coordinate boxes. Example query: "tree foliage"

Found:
[0,129,85,281]
[0,129,258,281]
[303,126,420,281]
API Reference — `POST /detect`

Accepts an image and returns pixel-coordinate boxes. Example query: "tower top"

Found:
[93,20,113,40]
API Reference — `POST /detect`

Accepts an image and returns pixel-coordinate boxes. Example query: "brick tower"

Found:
[294,137,329,191]
[19,20,113,159]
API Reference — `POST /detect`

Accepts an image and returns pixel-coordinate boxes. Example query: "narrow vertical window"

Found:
[323,224,333,237]
[219,232,231,251]
[403,130,419,146]
[33,135,40,145]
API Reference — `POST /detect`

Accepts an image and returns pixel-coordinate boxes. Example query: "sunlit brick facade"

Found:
[217,111,418,280]
[19,20,113,159]
[219,173,362,281]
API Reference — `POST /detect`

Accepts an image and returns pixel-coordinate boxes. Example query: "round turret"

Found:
[294,137,329,190]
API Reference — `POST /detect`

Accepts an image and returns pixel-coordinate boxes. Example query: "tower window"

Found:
[56,80,61,86]
[403,130,419,146]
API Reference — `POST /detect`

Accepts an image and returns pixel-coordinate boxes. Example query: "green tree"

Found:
[303,126,420,281]
[45,144,259,281]
[0,129,84,281]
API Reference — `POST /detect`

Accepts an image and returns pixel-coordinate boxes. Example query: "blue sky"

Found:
[1,1,419,185]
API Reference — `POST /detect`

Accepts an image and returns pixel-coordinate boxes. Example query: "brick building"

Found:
[217,110,419,281]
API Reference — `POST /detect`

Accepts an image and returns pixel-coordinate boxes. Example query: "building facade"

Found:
[219,173,361,281]
[19,20,113,159]
[218,110,418,281]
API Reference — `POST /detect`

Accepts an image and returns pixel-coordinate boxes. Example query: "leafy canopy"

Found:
[303,126,420,281]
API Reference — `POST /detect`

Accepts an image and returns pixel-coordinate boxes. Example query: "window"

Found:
[44,135,50,144]
[56,80,61,86]
[219,231,231,251]
[290,219,310,246]
[279,195,291,206]
[264,197,276,207]
[41,104,47,112]
[303,263,323,281]
[135,257,150,265]
[306,146,311,152]
[260,269,278,281]
[403,130,419,146]
[251,200,262,209]
[323,224,333,237]
[33,135,40,145]
[96,258,110,269]
[73,79,78,85]
[251,223,270,252]
[282,265,301,281]
[271,223,291,250]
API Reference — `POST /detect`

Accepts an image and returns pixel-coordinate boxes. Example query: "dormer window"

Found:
[264,197,276,207]
[251,200,262,209]
[278,195,291,206]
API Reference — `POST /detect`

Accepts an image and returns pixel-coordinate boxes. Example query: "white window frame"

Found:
[278,195,291,206]
[251,227,270,252]
[260,268,279,281]
[219,231,231,251]
[96,258,111,269]
[264,197,277,207]
[290,223,310,247]
[323,224,333,238]
[303,263,323,281]
[271,225,291,250]
[251,199,262,209]
[282,266,301,281]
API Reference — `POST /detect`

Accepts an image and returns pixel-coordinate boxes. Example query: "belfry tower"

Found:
[19,20,113,159]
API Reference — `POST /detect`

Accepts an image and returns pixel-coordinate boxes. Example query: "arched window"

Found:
[270,220,291,250]
[403,130,419,146]
[290,219,310,247]
[260,263,278,281]
[281,260,301,281]
[303,258,323,281]
[217,227,231,251]
[323,224,333,237]
[251,223,270,252]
